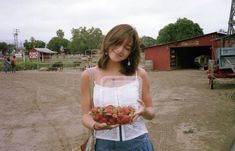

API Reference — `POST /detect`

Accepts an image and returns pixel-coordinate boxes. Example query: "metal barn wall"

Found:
[144,33,226,70]
[145,45,170,70]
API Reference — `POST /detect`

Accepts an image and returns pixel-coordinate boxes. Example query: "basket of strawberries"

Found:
[90,105,135,125]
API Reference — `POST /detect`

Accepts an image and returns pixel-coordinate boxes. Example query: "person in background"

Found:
[3,56,11,73]
[80,24,155,151]
[11,55,16,73]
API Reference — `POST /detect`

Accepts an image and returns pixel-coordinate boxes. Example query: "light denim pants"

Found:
[95,133,155,151]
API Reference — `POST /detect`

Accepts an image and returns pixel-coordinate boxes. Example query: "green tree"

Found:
[47,37,70,53]
[56,29,64,38]
[140,36,157,48]
[47,29,70,53]
[34,40,46,48]
[0,42,8,55]
[69,27,103,54]
[156,18,204,44]
[23,37,46,54]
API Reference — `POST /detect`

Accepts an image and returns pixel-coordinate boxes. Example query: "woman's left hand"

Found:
[132,99,146,122]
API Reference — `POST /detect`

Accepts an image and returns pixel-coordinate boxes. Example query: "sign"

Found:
[29,52,38,59]
[180,41,199,46]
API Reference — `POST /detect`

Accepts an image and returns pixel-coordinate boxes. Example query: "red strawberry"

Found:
[93,114,102,122]
[100,117,107,123]
[107,118,116,125]
[104,105,113,115]
[120,115,131,124]
[91,106,100,114]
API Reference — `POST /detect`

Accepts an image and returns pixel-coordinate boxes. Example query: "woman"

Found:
[80,24,155,151]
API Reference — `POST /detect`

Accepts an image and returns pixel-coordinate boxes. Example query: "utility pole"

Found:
[228,0,235,35]
[13,28,20,48]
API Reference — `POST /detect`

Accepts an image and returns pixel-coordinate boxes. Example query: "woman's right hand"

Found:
[93,122,119,130]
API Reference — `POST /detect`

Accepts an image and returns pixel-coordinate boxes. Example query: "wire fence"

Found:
[0,53,145,72]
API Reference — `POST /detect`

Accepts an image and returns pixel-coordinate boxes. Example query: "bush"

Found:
[0,60,51,71]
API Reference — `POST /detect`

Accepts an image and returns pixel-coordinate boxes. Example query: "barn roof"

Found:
[144,32,226,49]
[34,48,57,54]
[214,33,235,41]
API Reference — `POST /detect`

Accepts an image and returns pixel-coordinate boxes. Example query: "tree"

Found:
[140,36,157,48]
[69,27,103,54]
[47,29,70,53]
[157,18,204,44]
[47,37,70,53]
[23,37,46,54]
[56,29,64,38]
[0,42,8,55]
[34,40,46,48]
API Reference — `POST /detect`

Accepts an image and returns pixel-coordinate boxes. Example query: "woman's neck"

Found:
[106,61,122,75]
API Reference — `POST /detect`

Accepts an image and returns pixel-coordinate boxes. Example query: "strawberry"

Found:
[104,105,113,116]
[100,117,107,123]
[91,105,135,125]
[121,115,131,124]
[91,106,100,114]
[107,118,116,125]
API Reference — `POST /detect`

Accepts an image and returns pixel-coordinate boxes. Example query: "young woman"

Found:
[80,24,155,151]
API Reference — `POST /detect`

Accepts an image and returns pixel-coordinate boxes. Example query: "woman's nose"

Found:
[116,46,124,53]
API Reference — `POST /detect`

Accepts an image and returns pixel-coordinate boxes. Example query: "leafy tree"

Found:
[7,44,16,53]
[56,29,64,38]
[140,36,157,48]
[47,37,70,53]
[23,37,46,54]
[69,27,103,54]
[156,18,204,44]
[24,40,33,52]
[34,40,46,48]
[47,29,70,53]
[0,42,8,55]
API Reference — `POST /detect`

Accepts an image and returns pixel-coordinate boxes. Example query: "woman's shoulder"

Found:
[81,66,101,79]
[82,66,97,73]
[137,66,148,78]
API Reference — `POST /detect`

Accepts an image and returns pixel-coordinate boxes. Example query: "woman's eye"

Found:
[125,47,131,51]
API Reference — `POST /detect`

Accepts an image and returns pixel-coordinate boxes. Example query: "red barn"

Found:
[29,48,57,61]
[144,32,226,71]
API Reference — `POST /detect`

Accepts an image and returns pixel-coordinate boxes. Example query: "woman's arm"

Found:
[80,69,96,129]
[137,68,155,120]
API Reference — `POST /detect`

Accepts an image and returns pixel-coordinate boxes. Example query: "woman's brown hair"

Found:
[98,24,141,75]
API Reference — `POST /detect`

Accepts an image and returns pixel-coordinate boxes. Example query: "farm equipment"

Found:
[207,0,235,89]
[207,47,235,89]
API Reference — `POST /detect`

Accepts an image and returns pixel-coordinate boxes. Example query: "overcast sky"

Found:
[0,0,231,45]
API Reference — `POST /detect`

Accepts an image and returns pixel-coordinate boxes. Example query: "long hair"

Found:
[98,24,141,75]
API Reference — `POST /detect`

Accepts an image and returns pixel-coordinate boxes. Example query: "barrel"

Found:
[144,60,153,71]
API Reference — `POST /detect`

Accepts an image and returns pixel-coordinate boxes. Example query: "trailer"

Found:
[208,47,235,89]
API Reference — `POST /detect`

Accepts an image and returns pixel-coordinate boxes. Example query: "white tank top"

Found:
[92,72,148,141]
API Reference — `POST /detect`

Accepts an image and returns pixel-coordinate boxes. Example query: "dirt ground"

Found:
[0,69,235,151]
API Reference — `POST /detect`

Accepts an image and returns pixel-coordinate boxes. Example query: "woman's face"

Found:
[108,40,132,63]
